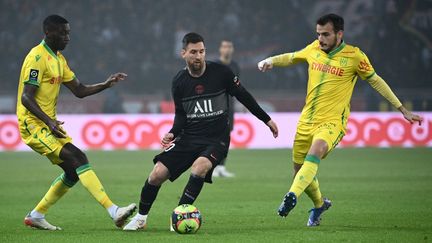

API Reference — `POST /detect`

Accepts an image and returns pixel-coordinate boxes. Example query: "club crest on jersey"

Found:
[340,57,348,67]
[195,84,205,94]
[29,69,39,82]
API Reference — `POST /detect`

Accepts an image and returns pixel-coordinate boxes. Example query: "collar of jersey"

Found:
[41,39,59,60]
[327,40,346,57]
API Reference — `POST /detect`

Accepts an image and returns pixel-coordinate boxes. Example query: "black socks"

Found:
[139,179,161,215]
[178,174,205,205]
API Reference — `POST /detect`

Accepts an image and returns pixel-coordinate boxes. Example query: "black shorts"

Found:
[153,137,228,183]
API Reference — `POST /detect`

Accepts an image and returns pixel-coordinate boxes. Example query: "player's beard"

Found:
[321,36,338,53]
[189,60,204,75]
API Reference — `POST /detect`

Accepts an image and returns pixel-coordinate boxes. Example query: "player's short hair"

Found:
[43,15,69,33]
[182,32,204,49]
[316,13,344,33]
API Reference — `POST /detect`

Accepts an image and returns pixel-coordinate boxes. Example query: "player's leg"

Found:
[305,124,344,226]
[213,114,235,178]
[24,129,76,230]
[59,143,136,227]
[124,162,170,231]
[278,122,319,217]
[295,140,332,226]
[213,156,235,178]
[178,144,224,205]
[32,160,79,213]
[289,139,327,198]
[25,170,77,230]
[292,162,323,208]
[141,162,170,213]
[125,141,196,231]
[178,156,213,205]
[278,139,327,217]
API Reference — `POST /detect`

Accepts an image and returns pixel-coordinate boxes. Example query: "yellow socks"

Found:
[289,155,320,198]
[305,177,324,208]
[33,164,116,218]
[76,164,114,209]
[34,173,76,214]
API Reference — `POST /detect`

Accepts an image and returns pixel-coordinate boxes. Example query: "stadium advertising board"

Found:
[0,113,430,151]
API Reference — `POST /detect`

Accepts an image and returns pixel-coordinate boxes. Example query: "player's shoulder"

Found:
[230,60,240,69]
[22,44,47,67]
[342,42,367,59]
[306,40,320,50]
[172,67,188,86]
[207,61,233,74]
[25,44,45,60]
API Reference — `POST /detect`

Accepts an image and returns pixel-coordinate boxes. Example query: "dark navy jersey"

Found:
[215,59,241,130]
[215,60,240,78]
[169,61,270,144]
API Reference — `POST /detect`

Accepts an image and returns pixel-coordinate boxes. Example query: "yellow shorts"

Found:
[19,119,72,164]
[292,121,345,164]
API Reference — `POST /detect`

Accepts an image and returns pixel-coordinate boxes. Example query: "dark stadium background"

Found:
[1,0,431,114]
[1,2,431,242]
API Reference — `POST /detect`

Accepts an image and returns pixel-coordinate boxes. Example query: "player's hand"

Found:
[105,72,127,87]
[47,119,67,138]
[266,119,279,138]
[161,133,175,149]
[400,106,423,125]
[258,58,273,72]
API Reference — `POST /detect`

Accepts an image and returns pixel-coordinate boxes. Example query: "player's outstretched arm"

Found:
[258,42,314,72]
[257,58,273,72]
[233,87,278,138]
[63,73,127,98]
[398,106,423,125]
[266,119,279,138]
[21,84,67,138]
[366,74,423,125]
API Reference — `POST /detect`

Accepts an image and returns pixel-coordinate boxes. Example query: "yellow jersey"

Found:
[270,40,376,126]
[16,40,75,125]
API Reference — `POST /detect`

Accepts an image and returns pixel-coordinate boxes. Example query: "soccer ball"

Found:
[171,204,202,234]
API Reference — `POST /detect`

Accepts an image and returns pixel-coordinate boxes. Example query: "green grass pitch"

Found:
[0,148,431,242]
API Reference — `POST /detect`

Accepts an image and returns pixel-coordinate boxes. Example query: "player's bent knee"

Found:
[191,158,212,177]
[293,162,302,176]
[59,144,88,167]
[65,172,79,183]
[74,150,88,165]
[149,162,169,186]
[309,139,329,159]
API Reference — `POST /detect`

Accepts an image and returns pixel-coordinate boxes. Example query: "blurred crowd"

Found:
[1,0,431,112]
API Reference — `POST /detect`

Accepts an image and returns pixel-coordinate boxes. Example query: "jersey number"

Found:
[164,143,176,152]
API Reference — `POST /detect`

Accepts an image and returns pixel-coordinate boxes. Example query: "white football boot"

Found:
[215,165,235,178]
[123,214,147,231]
[24,213,61,230]
[113,203,137,228]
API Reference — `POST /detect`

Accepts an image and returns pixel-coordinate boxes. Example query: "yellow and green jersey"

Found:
[16,40,75,125]
[270,40,376,127]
